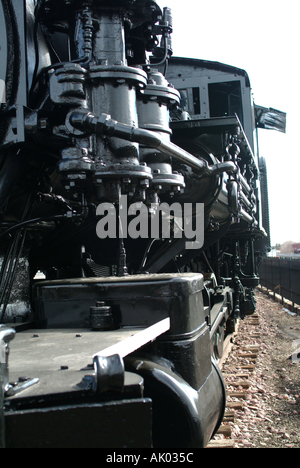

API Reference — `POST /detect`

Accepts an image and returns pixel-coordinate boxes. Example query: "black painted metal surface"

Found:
[0,0,270,448]
[259,257,300,308]
[5,399,152,448]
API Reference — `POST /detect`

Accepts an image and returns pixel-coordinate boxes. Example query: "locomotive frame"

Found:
[0,0,274,448]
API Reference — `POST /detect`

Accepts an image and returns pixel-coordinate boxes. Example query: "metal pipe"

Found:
[205,161,237,176]
[239,190,252,209]
[239,207,257,226]
[239,173,251,194]
[69,110,237,176]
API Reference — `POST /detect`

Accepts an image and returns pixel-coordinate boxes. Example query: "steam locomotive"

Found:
[0,0,275,448]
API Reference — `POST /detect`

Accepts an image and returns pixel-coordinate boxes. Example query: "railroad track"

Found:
[208,313,261,448]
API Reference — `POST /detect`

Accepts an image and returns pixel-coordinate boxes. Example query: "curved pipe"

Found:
[69,110,260,227]
[205,160,237,176]
[69,110,237,176]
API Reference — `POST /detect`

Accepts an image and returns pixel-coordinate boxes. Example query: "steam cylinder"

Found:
[137,71,185,195]
[86,9,152,200]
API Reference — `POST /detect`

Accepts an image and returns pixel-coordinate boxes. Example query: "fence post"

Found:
[280,258,283,305]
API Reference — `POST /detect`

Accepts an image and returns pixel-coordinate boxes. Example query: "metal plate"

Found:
[5,398,152,448]
[7,327,143,397]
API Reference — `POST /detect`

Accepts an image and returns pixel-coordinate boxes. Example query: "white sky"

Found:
[156,0,300,245]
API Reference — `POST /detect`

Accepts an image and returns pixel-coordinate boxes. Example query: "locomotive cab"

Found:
[166,57,256,152]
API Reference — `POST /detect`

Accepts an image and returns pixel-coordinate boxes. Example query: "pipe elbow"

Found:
[205,161,237,176]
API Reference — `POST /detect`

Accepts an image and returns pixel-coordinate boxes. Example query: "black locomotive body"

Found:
[0,0,271,448]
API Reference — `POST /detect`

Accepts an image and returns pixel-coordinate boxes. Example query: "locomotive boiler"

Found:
[0,0,275,448]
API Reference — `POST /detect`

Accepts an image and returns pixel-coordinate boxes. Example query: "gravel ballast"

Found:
[216,290,300,448]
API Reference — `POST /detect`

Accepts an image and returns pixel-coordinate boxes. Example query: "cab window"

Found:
[208,80,243,124]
